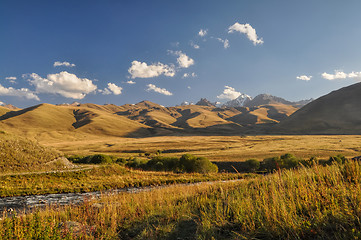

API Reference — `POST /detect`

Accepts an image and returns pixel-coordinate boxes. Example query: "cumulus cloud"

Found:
[170,51,194,68]
[107,83,122,95]
[126,80,136,84]
[296,75,312,81]
[216,38,230,49]
[0,84,39,100]
[321,70,361,80]
[5,76,16,83]
[198,29,208,37]
[27,71,97,99]
[217,86,241,100]
[128,61,175,79]
[228,22,264,45]
[54,61,76,67]
[146,84,173,96]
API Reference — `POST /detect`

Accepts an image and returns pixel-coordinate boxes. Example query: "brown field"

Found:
[43,135,361,162]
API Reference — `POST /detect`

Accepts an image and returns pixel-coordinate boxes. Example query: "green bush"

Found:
[179,154,218,173]
[261,153,300,172]
[328,154,347,164]
[125,157,148,169]
[145,156,180,172]
[244,159,260,172]
[66,154,115,164]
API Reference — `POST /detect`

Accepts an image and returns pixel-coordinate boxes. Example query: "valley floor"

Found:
[43,135,361,162]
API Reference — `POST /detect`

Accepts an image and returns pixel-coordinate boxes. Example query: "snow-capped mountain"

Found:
[223,94,252,107]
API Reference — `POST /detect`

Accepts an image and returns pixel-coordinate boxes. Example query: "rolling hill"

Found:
[0,131,73,174]
[0,98,302,141]
[275,82,361,134]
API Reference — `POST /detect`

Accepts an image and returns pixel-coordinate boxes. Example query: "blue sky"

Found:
[1,0,361,108]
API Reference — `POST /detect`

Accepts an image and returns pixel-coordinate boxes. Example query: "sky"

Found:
[1,0,361,108]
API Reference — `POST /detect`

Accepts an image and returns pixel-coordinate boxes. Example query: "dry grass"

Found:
[0,164,243,197]
[0,132,65,174]
[2,161,361,239]
[44,135,361,162]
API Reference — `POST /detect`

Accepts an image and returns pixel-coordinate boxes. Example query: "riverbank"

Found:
[1,161,360,239]
[0,164,246,197]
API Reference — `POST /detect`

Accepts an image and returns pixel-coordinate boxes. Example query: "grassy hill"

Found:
[0,131,71,174]
[0,100,300,142]
[0,103,151,141]
[276,82,361,134]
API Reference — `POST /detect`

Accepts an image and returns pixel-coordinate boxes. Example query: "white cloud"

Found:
[217,86,241,100]
[183,72,197,78]
[228,22,264,45]
[0,84,39,100]
[216,38,230,49]
[190,41,200,49]
[170,51,194,68]
[128,60,175,79]
[5,76,16,83]
[321,70,361,80]
[99,88,111,95]
[126,80,136,84]
[296,75,312,81]
[27,71,97,99]
[187,86,191,89]
[107,83,122,95]
[198,29,208,37]
[54,61,76,67]
[146,84,173,96]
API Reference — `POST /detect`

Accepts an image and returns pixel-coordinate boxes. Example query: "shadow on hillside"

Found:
[123,122,277,138]
[0,105,40,121]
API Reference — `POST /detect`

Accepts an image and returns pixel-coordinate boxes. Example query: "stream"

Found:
[0,179,241,214]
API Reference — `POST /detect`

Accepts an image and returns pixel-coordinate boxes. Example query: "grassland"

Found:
[1,161,360,239]
[0,164,244,197]
[44,135,361,162]
[0,132,68,174]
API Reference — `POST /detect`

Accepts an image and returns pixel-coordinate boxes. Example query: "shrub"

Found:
[261,153,300,172]
[244,159,260,172]
[66,155,85,163]
[328,154,347,164]
[67,154,115,164]
[179,154,218,173]
[146,156,180,172]
[125,157,148,169]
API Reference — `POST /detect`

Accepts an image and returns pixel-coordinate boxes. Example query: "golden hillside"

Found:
[276,82,361,134]
[0,100,300,141]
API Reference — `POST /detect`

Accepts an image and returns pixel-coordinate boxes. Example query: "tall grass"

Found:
[1,161,361,239]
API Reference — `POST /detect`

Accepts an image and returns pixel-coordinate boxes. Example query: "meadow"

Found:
[1,160,360,239]
[43,135,361,162]
[0,164,244,197]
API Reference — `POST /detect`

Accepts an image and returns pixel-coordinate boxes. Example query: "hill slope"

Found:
[0,132,72,174]
[276,82,361,134]
[0,103,151,141]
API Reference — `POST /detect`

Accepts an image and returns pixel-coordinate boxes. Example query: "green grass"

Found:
[0,164,244,197]
[1,161,361,239]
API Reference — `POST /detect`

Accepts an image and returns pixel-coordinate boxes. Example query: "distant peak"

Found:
[223,93,252,108]
[195,98,215,107]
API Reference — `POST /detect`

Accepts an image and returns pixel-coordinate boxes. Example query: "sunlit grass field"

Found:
[44,135,361,162]
[0,164,244,197]
[2,161,360,239]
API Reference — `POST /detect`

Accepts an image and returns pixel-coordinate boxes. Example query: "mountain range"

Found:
[0,82,360,141]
